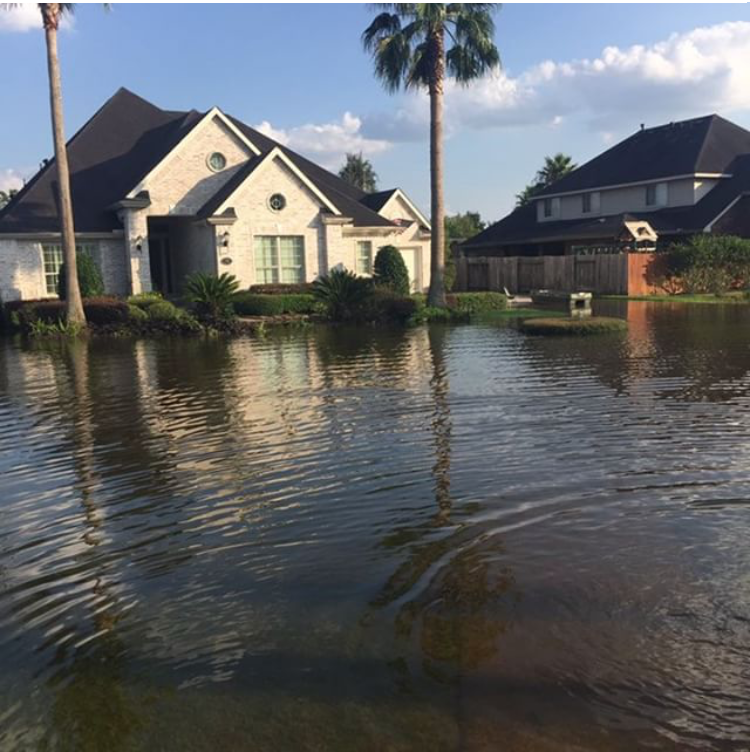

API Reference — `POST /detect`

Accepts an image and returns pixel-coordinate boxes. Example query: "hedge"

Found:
[233,293,319,316]
[520,316,627,336]
[247,283,315,295]
[449,292,507,313]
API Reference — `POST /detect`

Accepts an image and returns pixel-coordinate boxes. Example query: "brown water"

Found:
[1,301,750,751]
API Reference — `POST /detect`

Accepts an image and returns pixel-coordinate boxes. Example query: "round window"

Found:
[268,193,286,212]
[208,152,227,172]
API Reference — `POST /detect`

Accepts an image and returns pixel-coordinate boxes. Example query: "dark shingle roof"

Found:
[0,88,396,233]
[0,88,202,233]
[537,115,750,198]
[359,189,398,212]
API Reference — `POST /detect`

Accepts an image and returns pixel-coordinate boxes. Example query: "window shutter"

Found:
[656,183,668,207]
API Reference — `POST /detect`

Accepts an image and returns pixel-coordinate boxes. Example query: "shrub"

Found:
[127,304,148,322]
[58,253,104,300]
[450,292,507,314]
[233,293,319,317]
[147,300,182,322]
[127,291,163,310]
[184,272,240,321]
[6,299,66,331]
[313,269,373,321]
[356,287,418,323]
[82,297,130,325]
[373,245,410,296]
[247,283,315,295]
[520,316,628,336]
[665,235,750,295]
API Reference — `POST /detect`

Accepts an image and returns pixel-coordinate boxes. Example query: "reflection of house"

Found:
[463,115,750,257]
[0,88,431,301]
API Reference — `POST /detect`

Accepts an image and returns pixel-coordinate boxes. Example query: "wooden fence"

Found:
[455,253,665,296]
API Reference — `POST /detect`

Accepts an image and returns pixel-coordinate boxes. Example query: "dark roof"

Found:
[359,189,398,212]
[195,156,265,219]
[538,115,750,198]
[0,88,202,233]
[0,88,396,233]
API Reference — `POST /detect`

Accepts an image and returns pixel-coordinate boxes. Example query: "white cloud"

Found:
[0,4,74,33]
[0,169,25,193]
[254,112,392,170]
[360,21,750,140]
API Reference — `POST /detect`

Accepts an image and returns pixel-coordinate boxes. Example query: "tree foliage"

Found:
[338,152,378,193]
[0,188,18,209]
[57,253,103,300]
[444,212,485,290]
[516,153,577,207]
[373,245,411,296]
[665,235,750,295]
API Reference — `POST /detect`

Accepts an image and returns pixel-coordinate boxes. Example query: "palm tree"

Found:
[538,153,577,186]
[338,152,379,192]
[1,4,88,322]
[363,4,500,308]
[515,152,577,207]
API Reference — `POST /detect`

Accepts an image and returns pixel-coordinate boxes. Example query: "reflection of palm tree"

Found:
[369,326,517,684]
[38,338,143,750]
[428,325,452,522]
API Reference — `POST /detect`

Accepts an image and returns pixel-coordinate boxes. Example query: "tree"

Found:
[444,211,485,290]
[1,4,89,322]
[373,244,411,296]
[516,152,577,207]
[363,4,500,308]
[338,152,378,192]
[0,188,17,209]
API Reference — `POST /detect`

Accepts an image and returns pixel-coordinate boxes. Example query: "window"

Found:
[254,236,305,284]
[355,241,372,275]
[543,198,553,217]
[42,242,96,295]
[645,184,657,206]
[268,193,286,212]
[582,193,591,213]
[207,152,227,172]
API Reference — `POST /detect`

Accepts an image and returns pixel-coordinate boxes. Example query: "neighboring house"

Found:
[463,114,750,257]
[0,88,431,301]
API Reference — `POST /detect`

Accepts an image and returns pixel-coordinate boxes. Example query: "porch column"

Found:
[123,208,152,295]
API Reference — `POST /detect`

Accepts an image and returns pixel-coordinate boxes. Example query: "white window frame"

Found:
[355,240,373,275]
[41,242,96,296]
[253,235,305,284]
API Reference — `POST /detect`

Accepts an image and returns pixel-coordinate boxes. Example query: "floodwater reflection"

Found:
[0,305,749,750]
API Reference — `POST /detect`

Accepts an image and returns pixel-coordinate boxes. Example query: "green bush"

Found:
[248,283,315,295]
[313,269,373,321]
[233,293,319,317]
[666,235,750,295]
[373,245,410,296]
[184,272,240,321]
[5,299,65,331]
[450,292,507,314]
[127,291,163,310]
[356,287,418,323]
[127,304,148,322]
[58,253,104,299]
[147,300,182,322]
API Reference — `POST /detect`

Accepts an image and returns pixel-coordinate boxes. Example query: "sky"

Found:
[2,3,750,222]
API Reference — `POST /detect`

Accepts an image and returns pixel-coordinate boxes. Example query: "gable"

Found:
[136,113,256,216]
[220,152,334,220]
[378,190,431,229]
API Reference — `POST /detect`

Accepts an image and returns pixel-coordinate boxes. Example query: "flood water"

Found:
[1,301,750,751]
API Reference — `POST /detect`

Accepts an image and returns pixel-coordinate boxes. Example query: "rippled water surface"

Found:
[2,301,750,751]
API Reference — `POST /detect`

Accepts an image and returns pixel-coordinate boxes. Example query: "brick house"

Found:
[0,88,431,301]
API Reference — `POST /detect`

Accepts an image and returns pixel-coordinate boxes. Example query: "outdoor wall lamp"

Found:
[221,231,230,248]
[135,235,143,252]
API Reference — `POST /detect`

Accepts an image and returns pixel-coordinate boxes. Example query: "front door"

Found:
[149,235,173,295]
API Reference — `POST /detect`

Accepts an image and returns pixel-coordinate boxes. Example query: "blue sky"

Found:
[2,3,750,221]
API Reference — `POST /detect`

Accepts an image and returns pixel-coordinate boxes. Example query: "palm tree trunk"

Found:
[427,29,446,308]
[43,5,85,325]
